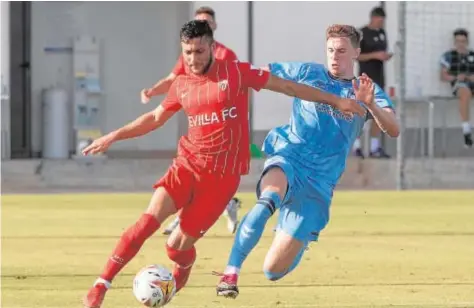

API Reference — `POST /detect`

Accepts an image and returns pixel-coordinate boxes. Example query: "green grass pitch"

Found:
[2,191,474,308]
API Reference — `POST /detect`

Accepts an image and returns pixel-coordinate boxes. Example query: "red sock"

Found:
[100,214,161,282]
[166,245,196,292]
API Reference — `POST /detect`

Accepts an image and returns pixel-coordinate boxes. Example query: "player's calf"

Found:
[166,225,200,292]
[166,244,196,292]
[216,168,288,298]
[101,214,161,282]
[226,190,281,270]
[216,191,280,299]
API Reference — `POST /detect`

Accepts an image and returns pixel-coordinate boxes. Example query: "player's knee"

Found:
[263,269,287,281]
[166,226,199,251]
[260,167,288,201]
[458,86,472,100]
[146,187,178,223]
[262,258,290,280]
[263,231,307,276]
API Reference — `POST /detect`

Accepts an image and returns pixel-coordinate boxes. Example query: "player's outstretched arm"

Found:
[262,69,366,117]
[141,73,178,104]
[354,74,399,137]
[82,107,177,156]
[365,104,399,137]
[140,56,187,104]
[110,106,176,141]
[358,51,391,62]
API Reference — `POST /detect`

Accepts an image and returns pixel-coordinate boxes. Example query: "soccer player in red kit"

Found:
[140,6,242,236]
[82,20,365,308]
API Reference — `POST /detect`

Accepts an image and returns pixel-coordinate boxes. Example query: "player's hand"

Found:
[457,74,467,82]
[468,75,474,82]
[82,134,115,156]
[353,73,375,107]
[141,88,152,104]
[334,97,366,118]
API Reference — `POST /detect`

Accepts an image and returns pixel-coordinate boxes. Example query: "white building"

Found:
[2,1,473,158]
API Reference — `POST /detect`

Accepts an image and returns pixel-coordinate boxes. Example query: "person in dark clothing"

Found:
[440,28,474,148]
[353,6,393,158]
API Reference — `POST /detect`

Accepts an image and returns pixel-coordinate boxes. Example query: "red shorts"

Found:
[153,160,240,238]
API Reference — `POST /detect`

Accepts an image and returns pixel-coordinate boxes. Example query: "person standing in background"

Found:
[353,6,393,159]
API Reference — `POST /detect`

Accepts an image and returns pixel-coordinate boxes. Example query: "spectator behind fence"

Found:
[353,6,393,159]
[440,28,474,148]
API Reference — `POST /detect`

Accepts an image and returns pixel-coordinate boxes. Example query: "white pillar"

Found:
[1,1,10,159]
[1,1,10,97]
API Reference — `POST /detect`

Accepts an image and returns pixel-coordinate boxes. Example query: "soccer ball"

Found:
[132,264,176,307]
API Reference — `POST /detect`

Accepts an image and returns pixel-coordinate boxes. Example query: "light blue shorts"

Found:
[256,154,334,243]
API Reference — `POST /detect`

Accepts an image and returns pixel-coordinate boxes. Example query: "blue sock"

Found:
[225,191,282,274]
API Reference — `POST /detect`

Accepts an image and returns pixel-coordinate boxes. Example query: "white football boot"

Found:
[224,197,241,234]
[162,216,180,235]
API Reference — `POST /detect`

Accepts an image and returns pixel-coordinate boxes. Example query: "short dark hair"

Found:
[326,24,362,48]
[195,6,215,19]
[370,7,386,18]
[453,28,468,39]
[180,20,214,43]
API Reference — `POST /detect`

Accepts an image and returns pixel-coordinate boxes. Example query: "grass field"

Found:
[2,191,474,308]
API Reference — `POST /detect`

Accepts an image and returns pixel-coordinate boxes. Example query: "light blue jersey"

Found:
[223,63,395,280]
[258,62,394,242]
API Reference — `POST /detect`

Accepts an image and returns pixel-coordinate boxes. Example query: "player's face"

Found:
[454,35,468,51]
[181,37,215,75]
[195,13,217,31]
[326,37,360,77]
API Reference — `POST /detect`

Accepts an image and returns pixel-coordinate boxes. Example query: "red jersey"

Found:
[172,41,238,76]
[161,60,270,175]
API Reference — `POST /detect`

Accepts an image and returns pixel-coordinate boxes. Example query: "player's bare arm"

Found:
[261,66,366,117]
[141,73,178,104]
[354,74,399,137]
[82,107,177,155]
[441,68,469,83]
[358,51,391,62]
[440,66,457,82]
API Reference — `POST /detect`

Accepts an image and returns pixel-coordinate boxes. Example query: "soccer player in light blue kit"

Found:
[216,24,400,298]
